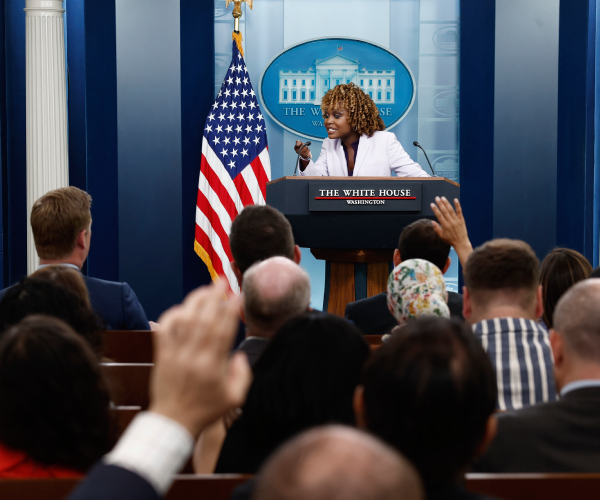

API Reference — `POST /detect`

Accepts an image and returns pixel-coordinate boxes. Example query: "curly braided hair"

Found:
[321,83,386,137]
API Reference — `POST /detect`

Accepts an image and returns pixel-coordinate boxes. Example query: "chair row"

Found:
[3,473,600,500]
[101,331,384,364]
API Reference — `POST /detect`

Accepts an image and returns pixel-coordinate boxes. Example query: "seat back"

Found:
[102,330,153,363]
[465,473,600,500]
[101,363,152,409]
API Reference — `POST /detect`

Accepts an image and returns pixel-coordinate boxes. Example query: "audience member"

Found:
[250,426,424,500]
[429,196,473,267]
[238,256,311,366]
[229,204,301,286]
[68,280,252,500]
[356,317,497,500]
[346,217,463,336]
[0,279,102,353]
[215,313,370,474]
[386,259,450,334]
[475,279,600,472]
[539,247,592,329]
[590,266,600,278]
[0,316,113,478]
[464,239,557,410]
[30,264,92,307]
[0,187,150,330]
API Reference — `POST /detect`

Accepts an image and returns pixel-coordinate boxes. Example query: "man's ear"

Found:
[353,385,367,429]
[293,245,302,265]
[231,261,243,287]
[393,249,402,267]
[76,229,87,250]
[535,284,544,320]
[463,286,472,320]
[550,329,564,368]
[441,256,451,274]
[239,294,246,324]
[474,415,497,457]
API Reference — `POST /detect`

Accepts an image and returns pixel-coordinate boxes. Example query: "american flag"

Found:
[195,40,271,294]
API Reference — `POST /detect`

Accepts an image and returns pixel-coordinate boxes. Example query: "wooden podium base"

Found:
[311,249,394,317]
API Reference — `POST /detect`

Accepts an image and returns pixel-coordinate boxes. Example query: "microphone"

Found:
[294,141,312,176]
[413,141,436,177]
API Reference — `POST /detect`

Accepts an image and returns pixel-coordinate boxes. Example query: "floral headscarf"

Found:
[387,258,450,325]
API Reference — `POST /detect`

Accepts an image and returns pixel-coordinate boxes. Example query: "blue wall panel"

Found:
[116,0,183,321]
[459,0,495,251]
[4,0,26,285]
[180,0,214,296]
[557,0,597,263]
[493,0,559,260]
[83,0,119,281]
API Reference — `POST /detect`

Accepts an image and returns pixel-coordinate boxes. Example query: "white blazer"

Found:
[300,131,430,177]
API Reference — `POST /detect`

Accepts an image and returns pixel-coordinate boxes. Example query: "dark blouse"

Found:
[341,140,359,176]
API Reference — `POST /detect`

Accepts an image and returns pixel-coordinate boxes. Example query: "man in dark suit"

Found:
[345,219,464,335]
[237,256,311,366]
[68,281,252,500]
[0,187,149,330]
[474,279,600,472]
[354,317,498,500]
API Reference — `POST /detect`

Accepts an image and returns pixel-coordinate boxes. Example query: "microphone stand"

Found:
[413,141,436,177]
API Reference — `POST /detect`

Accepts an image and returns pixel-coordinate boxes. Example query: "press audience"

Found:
[0,316,113,478]
[345,217,463,335]
[539,247,592,329]
[215,313,370,474]
[464,239,557,410]
[0,279,102,353]
[475,279,600,472]
[238,256,311,366]
[252,426,424,500]
[356,318,497,500]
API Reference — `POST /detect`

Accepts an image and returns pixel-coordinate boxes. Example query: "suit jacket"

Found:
[345,291,464,336]
[236,337,270,367]
[300,131,429,177]
[0,274,150,331]
[82,276,150,330]
[474,387,600,472]
[67,463,159,500]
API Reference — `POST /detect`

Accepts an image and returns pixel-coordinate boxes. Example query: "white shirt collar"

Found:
[37,263,81,272]
[560,379,600,397]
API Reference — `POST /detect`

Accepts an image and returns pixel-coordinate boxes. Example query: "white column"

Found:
[24,0,69,274]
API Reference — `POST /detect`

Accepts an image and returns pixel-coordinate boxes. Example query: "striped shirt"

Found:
[472,318,557,411]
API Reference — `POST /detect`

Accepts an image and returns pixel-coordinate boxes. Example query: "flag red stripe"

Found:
[233,172,255,207]
[250,155,269,202]
[200,155,239,221]
[197,189,233,261]
[195,223,227,280]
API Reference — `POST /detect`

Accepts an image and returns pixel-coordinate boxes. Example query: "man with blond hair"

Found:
[0,187,150,330]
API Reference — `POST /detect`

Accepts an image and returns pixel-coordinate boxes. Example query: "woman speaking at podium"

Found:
[294,83,429,177]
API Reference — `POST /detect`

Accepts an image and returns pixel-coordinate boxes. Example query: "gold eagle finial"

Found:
[226,0,254,20]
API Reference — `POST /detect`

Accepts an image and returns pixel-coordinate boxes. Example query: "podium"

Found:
[266,176,460,316]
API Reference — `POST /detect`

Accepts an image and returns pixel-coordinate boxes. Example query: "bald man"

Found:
[250,425,423,500]
[237,256,311,366]
[475,278,600,472]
